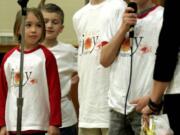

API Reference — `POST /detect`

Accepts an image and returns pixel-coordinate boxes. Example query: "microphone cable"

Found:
[123,1,137,127]
[123,37,133,126]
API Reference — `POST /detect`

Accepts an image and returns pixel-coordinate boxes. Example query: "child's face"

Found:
[42,11,64,41]
[25,12,43,47]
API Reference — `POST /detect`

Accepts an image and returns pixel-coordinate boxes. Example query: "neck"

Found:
[42,39,58,48]
[138,1,156,15]
[23,44,38,51]
[90,0,104,5]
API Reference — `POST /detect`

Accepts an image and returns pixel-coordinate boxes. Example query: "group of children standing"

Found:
[1,0,176,135]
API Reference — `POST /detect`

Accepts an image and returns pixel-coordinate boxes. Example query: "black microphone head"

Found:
[17,0,29,8]
[128,2,137,13]
[128,2,137,38]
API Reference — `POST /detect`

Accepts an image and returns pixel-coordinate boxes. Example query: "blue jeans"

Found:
[60,124,78,135]
[109,109,141,135]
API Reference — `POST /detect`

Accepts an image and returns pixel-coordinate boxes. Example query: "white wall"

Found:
[0,0,85,44]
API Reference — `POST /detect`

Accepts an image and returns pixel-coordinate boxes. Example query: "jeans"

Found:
[60,124,78,135]
[109,109,141,135]
[78,128,108,135]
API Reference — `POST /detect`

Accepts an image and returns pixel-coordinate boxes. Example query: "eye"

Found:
[25,23,31,27]
[36,23,42,28]
[52,20,60,25]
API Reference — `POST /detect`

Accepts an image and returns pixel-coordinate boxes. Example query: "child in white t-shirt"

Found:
[73,0,126,134]
[39,2,78,135]
[100,0,164,134]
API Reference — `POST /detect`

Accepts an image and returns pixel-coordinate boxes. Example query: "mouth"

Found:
[46,30,54,33]
[29,35,38,40]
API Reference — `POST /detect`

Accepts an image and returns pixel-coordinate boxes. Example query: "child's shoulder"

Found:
[5,46,18,55]
[39,44,56,57]
[57,42,77,53]
[1,46,18,64]
[73,3,91,20]
[107,0,127,12]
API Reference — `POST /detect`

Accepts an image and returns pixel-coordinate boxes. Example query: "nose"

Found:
[31,26,37,32]
[46,21,53,28]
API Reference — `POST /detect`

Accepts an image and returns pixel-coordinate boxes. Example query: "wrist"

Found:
[148,98,163,113]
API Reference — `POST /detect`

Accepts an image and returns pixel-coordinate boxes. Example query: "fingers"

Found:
[126,7,136,13]
[126,7,137,18]
[130,96,149,112]
[142,114,150,129]
[130,99,141,112]
[121,9,137,31]
[130,98,138,104]
[142,106,153,115]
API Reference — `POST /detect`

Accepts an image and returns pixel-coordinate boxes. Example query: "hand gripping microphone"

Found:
[128,2,137,38]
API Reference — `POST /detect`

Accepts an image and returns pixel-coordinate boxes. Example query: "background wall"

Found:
[0,0,164,45]
[0,0,85,45]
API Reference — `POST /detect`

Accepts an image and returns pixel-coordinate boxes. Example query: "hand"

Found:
[71,72,79,85]
[0,126,9,135]
[130,96,149,112]
[48,126,60,135]
[142,113,150,130]
[141,105,154,130]
[142,105,153,115]
[121,7,137,32]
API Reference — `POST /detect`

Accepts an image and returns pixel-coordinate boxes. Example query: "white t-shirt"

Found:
[73,0,126,128]
[48,42,78,128]
[108,6,164,114]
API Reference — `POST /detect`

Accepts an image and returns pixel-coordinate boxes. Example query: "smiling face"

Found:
[42,11,64,41]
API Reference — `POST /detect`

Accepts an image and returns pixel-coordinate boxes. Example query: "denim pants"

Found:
[60,124,78,135]
[78,128,108,135]
[109,109,141,135]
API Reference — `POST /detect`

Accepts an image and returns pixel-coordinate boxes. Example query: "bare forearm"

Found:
[100,7,137,67]
[150,80,170,104]
[100,27,127,67]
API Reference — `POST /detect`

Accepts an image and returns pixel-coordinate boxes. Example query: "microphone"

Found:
[128,2,137,13]
[128,2,137,38]
[17,0,29,15]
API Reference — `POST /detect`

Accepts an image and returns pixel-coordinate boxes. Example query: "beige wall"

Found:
[0,0,85,45]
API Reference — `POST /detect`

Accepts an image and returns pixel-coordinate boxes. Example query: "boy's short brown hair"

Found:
[40,3,64,25]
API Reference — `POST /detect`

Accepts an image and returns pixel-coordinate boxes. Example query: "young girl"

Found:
[0,8,61,135]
